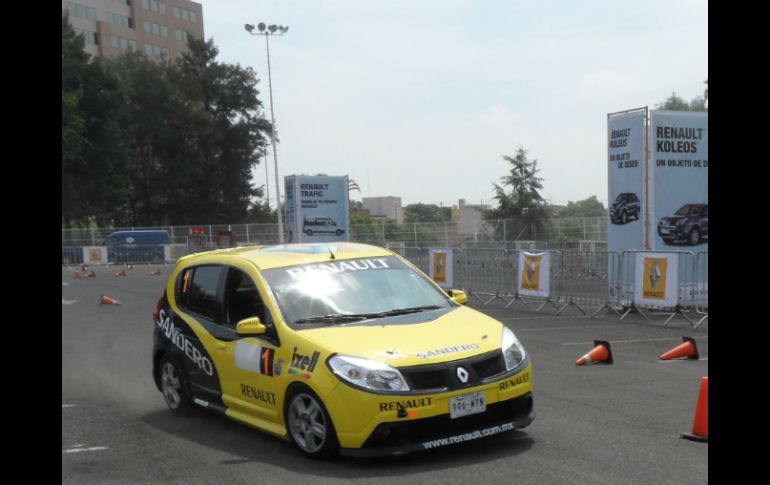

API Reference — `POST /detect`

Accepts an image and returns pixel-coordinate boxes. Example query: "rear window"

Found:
[179,265,222,320]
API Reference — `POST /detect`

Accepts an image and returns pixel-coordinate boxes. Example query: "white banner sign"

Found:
[633,253,679,308]
[428,248,453,289]
[608,109,646,252]
[517,252,550,298]
[82,246,107,265]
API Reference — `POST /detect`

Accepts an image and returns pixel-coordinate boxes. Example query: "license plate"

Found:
[449,391,486,419]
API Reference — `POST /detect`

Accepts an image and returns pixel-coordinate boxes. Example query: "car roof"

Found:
[177,242,394,270]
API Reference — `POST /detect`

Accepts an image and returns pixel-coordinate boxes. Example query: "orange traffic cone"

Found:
[127,264,133,270]
[85,271,96,278]
[150,269,161,276]
[115,270,126,277]
[81,265,89,272]
[99,294,122,306]
[74,271,82,279]
[576,340,613,365]
[660,337,699,360]
[681,377,708,442]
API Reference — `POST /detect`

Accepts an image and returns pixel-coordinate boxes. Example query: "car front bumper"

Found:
[327,361,534,456]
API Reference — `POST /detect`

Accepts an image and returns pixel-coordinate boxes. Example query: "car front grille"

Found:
[400,351,508,392]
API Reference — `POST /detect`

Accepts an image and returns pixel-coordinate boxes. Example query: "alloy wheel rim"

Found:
[161,362,181,409]
[288,393,327,453]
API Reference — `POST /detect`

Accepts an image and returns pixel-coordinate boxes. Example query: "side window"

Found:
[224,268,268,328]
[691,207,699,215]
[179,265,222,320]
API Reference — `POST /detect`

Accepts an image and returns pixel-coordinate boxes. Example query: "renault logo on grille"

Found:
[456,366,469,383]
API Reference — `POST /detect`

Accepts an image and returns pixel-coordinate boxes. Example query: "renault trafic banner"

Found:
[285,175,350,243]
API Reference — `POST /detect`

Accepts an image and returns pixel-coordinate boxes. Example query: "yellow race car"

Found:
[152,243,534,458]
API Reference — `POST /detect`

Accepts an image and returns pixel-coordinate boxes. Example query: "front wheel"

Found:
[620,211,628,224]
[285,386,339,460]
[689,227,701,245]
[160,354,192,415]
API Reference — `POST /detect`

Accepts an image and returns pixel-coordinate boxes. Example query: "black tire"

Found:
[689,227,701,245]
[620,211,627,224]
[662,238,673,245]
[285,385,339,460]
[335,229,343,236]
[159,354,193,416]
[305,229,313,236]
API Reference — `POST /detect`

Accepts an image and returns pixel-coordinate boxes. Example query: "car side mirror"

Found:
[236,317,267,336]
[447,289,469,305]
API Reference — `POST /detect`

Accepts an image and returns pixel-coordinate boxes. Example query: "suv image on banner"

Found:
[152,243,534,459]
[657,203,708,245]
[303,217,344,236]
[609,192,641,225]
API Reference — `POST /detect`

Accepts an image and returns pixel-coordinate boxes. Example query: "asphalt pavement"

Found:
[62,265,708,484]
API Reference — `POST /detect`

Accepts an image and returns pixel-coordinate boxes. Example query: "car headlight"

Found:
[502,327,526,371]
[328,355,410,392]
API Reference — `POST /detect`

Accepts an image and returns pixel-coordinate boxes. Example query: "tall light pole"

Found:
[245,22,289,244]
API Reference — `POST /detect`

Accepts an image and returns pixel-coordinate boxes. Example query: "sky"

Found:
[200,0,707,209]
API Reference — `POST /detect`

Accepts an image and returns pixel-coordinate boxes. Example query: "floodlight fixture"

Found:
[244,23,255,33]
[257,22,266,32]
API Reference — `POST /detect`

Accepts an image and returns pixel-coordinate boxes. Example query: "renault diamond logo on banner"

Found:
[634,253,678,308]
[518,251,550,298]
[428,248,453,289]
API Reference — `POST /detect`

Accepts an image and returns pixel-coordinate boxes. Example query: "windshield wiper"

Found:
[293,313,382,324]
[377,305,443,317]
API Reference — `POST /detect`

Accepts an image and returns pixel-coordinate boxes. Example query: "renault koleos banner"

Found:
[285,175,350,243]
[650,111,708,250]
[607,109,646,253]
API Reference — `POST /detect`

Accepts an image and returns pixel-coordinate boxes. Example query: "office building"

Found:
[63,0,204,61]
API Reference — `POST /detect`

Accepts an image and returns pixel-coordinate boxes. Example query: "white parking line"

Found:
[562,336,708,346]
[62,404,76,408]
[517,324,620,332]
[62,445,108,454]
[62,299,78,305]
[62,282,70,286]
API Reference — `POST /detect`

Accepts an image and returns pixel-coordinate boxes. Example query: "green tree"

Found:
[484,146,549,240]
[656,88,707,112]
[558,196,606,218]
[404,203,450,223]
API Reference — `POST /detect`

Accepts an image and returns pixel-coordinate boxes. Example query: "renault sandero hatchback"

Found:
[152,243,534,459]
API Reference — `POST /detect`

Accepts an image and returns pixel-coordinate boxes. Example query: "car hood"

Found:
[660,215,685,225]
[297,306,505,367]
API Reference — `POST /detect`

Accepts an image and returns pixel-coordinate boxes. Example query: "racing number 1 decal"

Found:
[260,347,274,376]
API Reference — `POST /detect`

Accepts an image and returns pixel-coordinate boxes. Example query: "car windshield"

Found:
[261,256,452,326]
[674,205,697,216]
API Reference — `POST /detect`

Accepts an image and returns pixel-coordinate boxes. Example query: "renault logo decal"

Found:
[456,366,469,383]
[649,263,662,288]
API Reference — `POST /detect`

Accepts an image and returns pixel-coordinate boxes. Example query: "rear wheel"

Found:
[160,354,192,415]
[285,385,339,460]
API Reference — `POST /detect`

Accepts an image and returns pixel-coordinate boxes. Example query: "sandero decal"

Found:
[156,309,214,376]
[235,341,275,376]
[416,343,479,359]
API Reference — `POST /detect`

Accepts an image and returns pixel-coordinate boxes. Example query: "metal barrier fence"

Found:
[556,251,620,312]
[62,217,608,248]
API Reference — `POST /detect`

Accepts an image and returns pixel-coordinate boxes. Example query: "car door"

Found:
[173,265,227,404]
[215,265,283,426]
